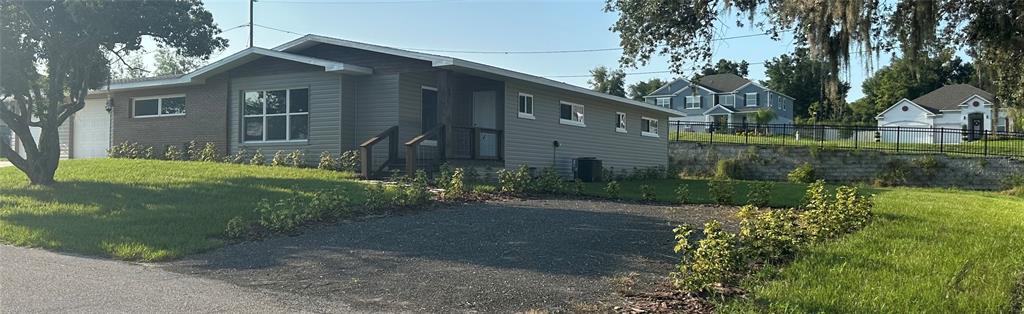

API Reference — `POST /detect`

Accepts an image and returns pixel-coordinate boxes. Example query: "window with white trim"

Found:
[133,95,185,118]
[641,117,659,137]
[615,112,627,133]
[685,95,701,109]
[656,97,671,108]
[242,88,309,142]
[559,101,585,127]
[518,93,534,119]
[719,94,735,106]
[745,92,758,107]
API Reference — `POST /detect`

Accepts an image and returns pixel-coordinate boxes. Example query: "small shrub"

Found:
[670,220,741,292]
[226,149,248,164]
[708,179,735,205]
[164,145,183,161]
[715,159,744,179]
[472,184,497,194]
[736,205,802,262]
[533,168,564,194]
[393,170,432,207]
[256,192,312,232]
[249,149,265,166]
[271,151,287,167]
[787,162,816,184]
[640,184,656,202]
[497,165,531,195]
[364,183,390,211]
[337,150,361,172]
[439,168,466,201]
[605,181,621,199]
[308,189,353,219]
[109,142,149,159]
[286,150,305,167]
[224,216,251,239]
[196,142,219,162]
[143,146,155,159]
[183,140,199,161]
[675,184,690,204]
[747,181,774,207]
[572,178,584,196]
[318,151,337,170]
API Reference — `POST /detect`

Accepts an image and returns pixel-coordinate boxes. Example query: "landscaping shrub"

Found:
[709,179,735,205]
[224,216,250,239]
[143,146,155,159]
[675,184,690,204]
[226,149,248,164]
[364,182,390,211]
[337,150,360,172]
[876,157,944,187]
[605,181,621,199]
[307,189,353,219]
[196,142,219,162]
[572,179,584,196]
[472,184,497,194]
[165,145,183,161]
[109,142,150,159]
[670,221,741,292]
[318,151,337,170]
[640,184,656,202]
[438,168,466,201]
[393,170,432,207]
[183,140,199,161]
[736,205,802,262]
[271,151,287,167]
[497,164,531,195]
[787,162,816,183]
[533,167,564,194]
[747,181,774,207]
[255,192,314,232]
[714,158,744,179]
[249,149,265,166]
[286,150,305,167]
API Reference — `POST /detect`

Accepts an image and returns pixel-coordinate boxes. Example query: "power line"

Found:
[259,0,460,4]
[541,62,766,78]
[400,33,772,55]
[254,23,304,36]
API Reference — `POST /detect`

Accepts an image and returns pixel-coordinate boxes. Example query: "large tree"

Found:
[626,78,667,101]
[154,47,207,76]
[702,59,749,76]
[762,48,850,120]
[588,66,627,97]
[0,0,227,185]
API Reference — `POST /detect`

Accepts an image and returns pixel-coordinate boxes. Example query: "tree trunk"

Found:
[0,120,62,186]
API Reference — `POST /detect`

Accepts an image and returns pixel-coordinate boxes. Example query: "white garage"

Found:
[71,98,110,159]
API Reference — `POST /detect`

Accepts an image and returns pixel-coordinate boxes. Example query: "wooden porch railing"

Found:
[405,124,446,174]
[450,126,503,160]
[359,126,398,178]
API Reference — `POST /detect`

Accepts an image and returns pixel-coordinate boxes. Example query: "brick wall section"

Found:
[110,73,229,155]
[670,142,1024,190]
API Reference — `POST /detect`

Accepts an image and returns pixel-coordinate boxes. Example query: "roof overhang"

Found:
[98,47,372,92]
[957,94,992,107]
[703,104,736,115]
[876,98,937,119]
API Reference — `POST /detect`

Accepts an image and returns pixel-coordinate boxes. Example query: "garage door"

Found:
[72,98,110,159]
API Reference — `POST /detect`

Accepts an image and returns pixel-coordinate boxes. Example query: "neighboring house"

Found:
[82,34,679,177]
[876,84,1010,143]
[0,109,74,159]
[643,73,795,125]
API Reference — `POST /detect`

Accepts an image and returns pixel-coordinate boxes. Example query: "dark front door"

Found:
[421,87,438,132]
[968,113,984,140]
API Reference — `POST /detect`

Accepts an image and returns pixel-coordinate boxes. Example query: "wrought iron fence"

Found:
[669,121,1024,158]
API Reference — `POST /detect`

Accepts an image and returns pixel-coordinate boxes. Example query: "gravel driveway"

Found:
[165,199,735,313]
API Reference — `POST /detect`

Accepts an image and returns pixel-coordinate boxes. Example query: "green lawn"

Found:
[0,159,367,261]
[720,188,1024,313]
[672,131,1024,157]
[580,178,813,208]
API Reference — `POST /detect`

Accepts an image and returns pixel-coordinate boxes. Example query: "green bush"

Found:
[318,151,337,170]
[364,183,390,211]
[249,149,265,166]
[337,150,361,172]
[747,181,774,207]
[108,142,150,159]
[572,179,584,196]
[183,140,199,161]
[165,145,183,161]
[715,158,744,179]
[438,168,466,201]
[787,162,816,183]
[271,151,287,167]
[736,205,802,262]
[224,216,251,239]
[256,192,314,232]
[497,165,531,195]
[286,150,305,167]
[640,184,656,202]
[709,179,735,205]
[675,184,690,204]
[196,142,219,162]
[472,184,497,194]
[225,149,248,164]
[605,181,621,199]
[670,220,741,292]
[393,170,432,207]
[307,189,353,219]
[533,168,564,194]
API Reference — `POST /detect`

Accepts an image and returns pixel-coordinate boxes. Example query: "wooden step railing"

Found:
[359,126,398,178]
[405,124,445,174]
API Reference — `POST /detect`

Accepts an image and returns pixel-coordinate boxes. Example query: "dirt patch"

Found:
[165,198,738,313]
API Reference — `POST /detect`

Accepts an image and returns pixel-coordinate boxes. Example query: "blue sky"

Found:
[151,0,899,101]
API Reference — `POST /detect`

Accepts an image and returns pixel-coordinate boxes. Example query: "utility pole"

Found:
[248,0,255,48]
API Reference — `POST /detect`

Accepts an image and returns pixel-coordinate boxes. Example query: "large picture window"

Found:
[133,95,185,118]
[243,88,309,142]
[641,117,659,137]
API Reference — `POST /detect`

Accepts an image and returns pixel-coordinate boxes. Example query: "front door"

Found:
[968,113,984,140]
[472,91,498,158]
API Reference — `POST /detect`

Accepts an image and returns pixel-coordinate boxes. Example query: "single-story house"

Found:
[72,34,678,177]
[876,84,1010,143]
[643,73,795,125]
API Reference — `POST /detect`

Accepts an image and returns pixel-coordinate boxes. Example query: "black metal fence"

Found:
[669,121,1024,158]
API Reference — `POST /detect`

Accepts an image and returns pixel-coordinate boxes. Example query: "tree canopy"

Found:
[0,0,227,184]
[588,66,626,97]
[702,59,749,76]
[154,48,208,76]
[762,48,849,120]
[626,78,667,101]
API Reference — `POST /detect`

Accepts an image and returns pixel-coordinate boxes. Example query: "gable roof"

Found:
[101,47,372,92]
[911,84,994,111]
[697,73,751,92]
[876,98,938,119]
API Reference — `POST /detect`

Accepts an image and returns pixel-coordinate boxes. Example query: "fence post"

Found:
[745,126,749,144]
[854,125,859,149]
[709,123,714,145]
[984,130,989,156]
[939,127,944,153]
[819,125,824,149]
[896,126,901,153]
[675,121,680,142]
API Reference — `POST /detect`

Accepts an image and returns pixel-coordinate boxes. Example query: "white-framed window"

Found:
[746,92,758,107]
[685,95,701,109]
[656,97,671,108]
[615,112,627,133]
[559,101,585,127]
[132,95,186,118]
[242,88,309,142]
[719,94,735,106]
[518,93,534,119]
[641,117,659,137]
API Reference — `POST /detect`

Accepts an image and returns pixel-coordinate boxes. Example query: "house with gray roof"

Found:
[876,84,1010,142]
[643,73,795,125]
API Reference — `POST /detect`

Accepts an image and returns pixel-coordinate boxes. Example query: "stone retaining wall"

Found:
[669,142,1024,190]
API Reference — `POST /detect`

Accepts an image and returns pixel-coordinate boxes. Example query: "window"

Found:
[746,92,758,107]
[615,112,627,133]
[641,117,659,137]
[242,88,309,142]
[719,94,735,106]
[656,97,671,108]
[559,101,585,127]
[685,96,701,109]
[133,95,185,118]
[518,93,534,119]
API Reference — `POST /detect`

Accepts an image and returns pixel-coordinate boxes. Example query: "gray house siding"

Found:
[670,85,714,119]
[397,71,438,148]
[228,61,344,164]
[354,74,399,162]
[504,79,670,177]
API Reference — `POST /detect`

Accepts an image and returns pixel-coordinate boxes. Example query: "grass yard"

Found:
[580,178,812,208]
[0,159,367,261]
[720,188,1024,313]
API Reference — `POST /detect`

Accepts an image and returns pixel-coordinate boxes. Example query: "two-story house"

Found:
[643,73,794,125]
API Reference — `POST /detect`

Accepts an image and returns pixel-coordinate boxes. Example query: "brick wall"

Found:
[110,74,229,155]
[670,142,1024,190]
